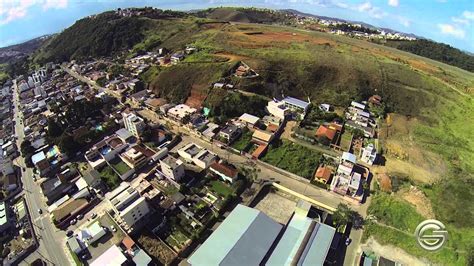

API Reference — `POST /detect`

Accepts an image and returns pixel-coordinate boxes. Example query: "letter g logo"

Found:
[415,219,448,251]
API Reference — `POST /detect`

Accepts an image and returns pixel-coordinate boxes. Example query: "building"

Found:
[0,201,11,236]
[160,155,185,182]
[120,145,147,169]
[84,221,107,245]
[267,99,290,120]
[266,200,338,266]
[123,112,145,138]
[209,162,238,183]
[282,96,311,119]
[85,134,128,170]
[193,150,217,169]
[188,204,283,266]
[239,113,260,128]
[178,143,203,162]
[314,166,332,184]
[360,143,377,165]
[90,245,128,266]
[218,124,241,144]
[167,104,197,122]
[107,182,150,229]
[315,125,337,143]
[252,129,274,144]
[145,98,167,112]
[31,151,51,176]
[330,152,366,198]
[67,237,86,255]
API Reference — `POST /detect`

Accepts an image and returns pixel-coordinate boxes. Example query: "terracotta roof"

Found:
[252,144,268,159]
[314,166,332,182]
[315,125,337,141]
[210,162,238,178]
[266,124,279,133]
[122,236,135,251]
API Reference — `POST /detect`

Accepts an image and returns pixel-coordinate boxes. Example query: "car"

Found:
[345,238,351,246]
[90,213,97,219]
[37,209,42,214]
[69,219,77,225]
[110,225,117,232]
[66,230,74,237]
[76,214,84,220]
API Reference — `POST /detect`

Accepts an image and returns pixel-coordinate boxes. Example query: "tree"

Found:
[20,140,34,155]
[58,134,79,156]
[332,203,354,229]
[47,119,63,138]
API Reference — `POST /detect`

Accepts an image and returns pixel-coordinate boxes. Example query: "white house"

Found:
[360,143,377,165]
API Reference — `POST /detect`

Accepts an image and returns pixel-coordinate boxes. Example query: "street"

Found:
[12,80,72,266]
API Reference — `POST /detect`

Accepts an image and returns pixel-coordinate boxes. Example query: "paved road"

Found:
[12,80,72,266]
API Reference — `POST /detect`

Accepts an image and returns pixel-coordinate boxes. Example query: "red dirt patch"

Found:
[213,52,248,62]
[185,84,209,109]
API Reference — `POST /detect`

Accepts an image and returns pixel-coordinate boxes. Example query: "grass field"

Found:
[98,165,120,189]
[261,140,321,179]
[231,129,253,151]
[109,158,131,175]
[210,180,234,197]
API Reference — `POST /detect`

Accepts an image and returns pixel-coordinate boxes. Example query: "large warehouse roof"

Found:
[188,204,283,266]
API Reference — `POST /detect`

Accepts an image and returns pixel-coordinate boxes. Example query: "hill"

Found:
[34,8,187,64]
[385,39,474,72]
[0,35,51,64]
[194,7,293,24]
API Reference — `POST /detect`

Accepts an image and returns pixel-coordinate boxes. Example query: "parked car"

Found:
[37,209,42,215]
[110,225,117,232]
[76,214,84,220]
[90,213,97,219]
[69,219,77,225]
[66,230,74,237]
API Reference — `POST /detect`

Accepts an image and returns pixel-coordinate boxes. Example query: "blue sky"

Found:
[0,0,473,52]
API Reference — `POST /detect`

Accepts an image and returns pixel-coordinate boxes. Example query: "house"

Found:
[315,125,337,143]
[267,99,290,120]
[193,150,217,169]
[282,96,310,119]
[319,103,331,112]
[252,129,274,144]
[2,174,18,192]
[40,171,76,204]
[218,124,241,144]
[123,112,145,138]
[330,152,366,198]
[90,245,128,266]
[159,103,175,115]
[171,51,185,63]
[130,90,148,105]
[167,104,197,122]
[80,169,103,190]
[120,145,148,169]
[159,155,185,182]
[314,166,332,184]
[360,143,377,165]
[121,236,152,266]
[144,98,167,112]
[252,144,268,159]
[178,143,203,162]
[239,113,260,128]
[188,204,283,266]
[209,162,239,183]
[51,198,89,227]
[84,221,107,245]
[67,237,86,255]
[107,182,150,230]
[31,151,51,176]
[85,135,128,169]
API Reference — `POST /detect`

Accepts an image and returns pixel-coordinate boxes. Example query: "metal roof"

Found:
[297,223,336,266]
[283,97,310,109]
[266,213,313,266]
[188,204,282,266]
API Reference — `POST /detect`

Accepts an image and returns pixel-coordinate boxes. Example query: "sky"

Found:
[0,0,473,52]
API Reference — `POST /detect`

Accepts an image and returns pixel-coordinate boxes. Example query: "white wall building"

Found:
[267,100,290,120]
[107,182,150,230]
[160,155,185,181]
[360,143,377,165]
[123,112,145,138]
[167,104,196,122]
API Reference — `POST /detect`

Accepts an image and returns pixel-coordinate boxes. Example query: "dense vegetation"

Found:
[205,91,268,123]
[195,7,293,24]
[386,39,474,72]
[35,12,148,63]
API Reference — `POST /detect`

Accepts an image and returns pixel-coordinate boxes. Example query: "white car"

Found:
[110,225,117,232]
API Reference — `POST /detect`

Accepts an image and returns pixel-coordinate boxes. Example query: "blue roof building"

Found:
[188,204,283,266]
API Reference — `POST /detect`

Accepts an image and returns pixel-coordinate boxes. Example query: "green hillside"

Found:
[385,39,474,72]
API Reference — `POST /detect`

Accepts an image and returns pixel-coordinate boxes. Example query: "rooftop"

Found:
[188,204,282,266]
[90,245,127,266]
[283,96,310,109]
[239,113,260,125]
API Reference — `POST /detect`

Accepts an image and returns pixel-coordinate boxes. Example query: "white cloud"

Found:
[398,16,410,27]
[388,0,399,7]
[462,10,474,20]
[438,23,466,39]
[0,0,68,25]
[356,2,386,19]
[452,17,469,25]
